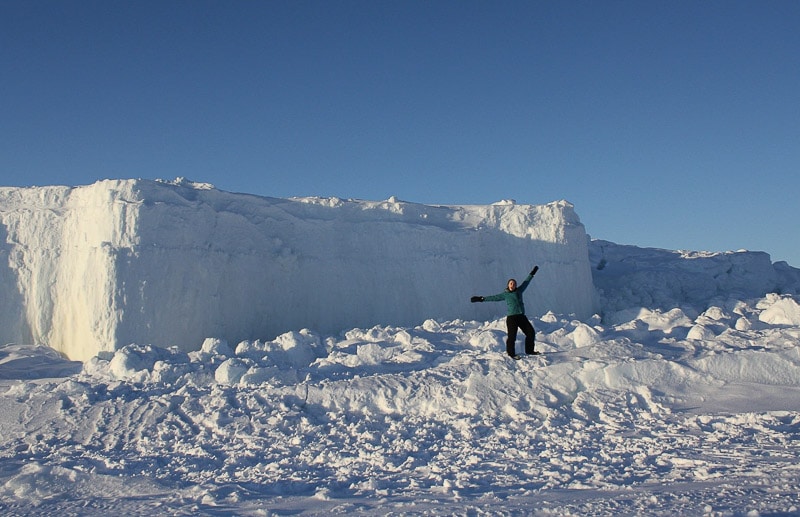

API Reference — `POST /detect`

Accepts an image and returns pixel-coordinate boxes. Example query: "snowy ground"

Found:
[2,284,800,515]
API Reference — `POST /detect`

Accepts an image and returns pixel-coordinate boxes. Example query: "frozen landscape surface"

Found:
[1,181,799,516]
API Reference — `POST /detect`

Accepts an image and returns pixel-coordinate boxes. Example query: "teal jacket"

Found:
[483,273,534,316]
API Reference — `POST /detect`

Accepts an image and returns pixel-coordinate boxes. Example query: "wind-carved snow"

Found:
[0,179,596,360]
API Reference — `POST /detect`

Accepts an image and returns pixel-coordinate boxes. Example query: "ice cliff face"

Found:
[589,239,797,315]
[0,179,597,360]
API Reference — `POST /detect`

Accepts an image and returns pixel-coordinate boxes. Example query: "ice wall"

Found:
[589,239,795,314]
[0,179,597,360]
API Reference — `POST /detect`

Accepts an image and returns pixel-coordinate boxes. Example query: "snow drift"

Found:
[0,178,597,360]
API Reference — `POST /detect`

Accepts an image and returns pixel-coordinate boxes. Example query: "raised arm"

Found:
[517,265,539,293]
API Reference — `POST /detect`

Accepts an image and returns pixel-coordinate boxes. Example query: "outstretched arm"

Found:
[471,292,506,303]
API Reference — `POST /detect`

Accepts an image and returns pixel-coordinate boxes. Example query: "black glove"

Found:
[470,296,484,303]
[530,265,539,276]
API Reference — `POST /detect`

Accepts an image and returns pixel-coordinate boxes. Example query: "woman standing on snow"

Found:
[471,265,540,359]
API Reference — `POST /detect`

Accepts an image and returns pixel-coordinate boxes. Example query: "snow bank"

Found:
[590,239,798,315]
[0,178,596,360]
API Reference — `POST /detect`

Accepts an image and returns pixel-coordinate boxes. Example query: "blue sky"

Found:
[2,1,799,266]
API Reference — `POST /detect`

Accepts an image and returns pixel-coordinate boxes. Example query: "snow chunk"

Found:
[687,324,717,341]
[201,338,232,357]
[235,329,325,369]
[215,358,250,385]
[107,344,179,382]
[759,295,800,325]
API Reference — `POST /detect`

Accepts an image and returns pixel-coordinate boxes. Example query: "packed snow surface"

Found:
[0,178,596,361]
[1,182,800,515]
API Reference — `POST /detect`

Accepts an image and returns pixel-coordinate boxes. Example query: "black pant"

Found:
[506,314,536,356]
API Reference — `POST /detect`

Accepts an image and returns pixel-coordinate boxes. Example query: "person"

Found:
[471,265,540,359]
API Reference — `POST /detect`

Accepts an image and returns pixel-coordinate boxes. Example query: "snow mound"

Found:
[0,344,81,380]
[0,179,596,360]
[759,294,800,325]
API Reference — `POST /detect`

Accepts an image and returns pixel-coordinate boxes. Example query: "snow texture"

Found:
[0,178,596,361]
[1,180,800,515]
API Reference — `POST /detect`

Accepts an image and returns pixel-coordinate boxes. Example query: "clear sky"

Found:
[2,1,799,266]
